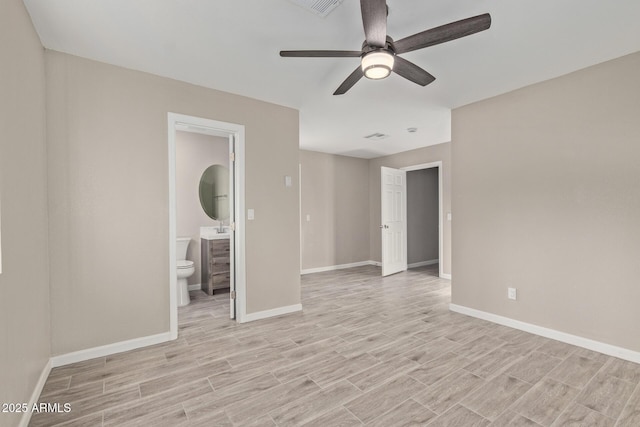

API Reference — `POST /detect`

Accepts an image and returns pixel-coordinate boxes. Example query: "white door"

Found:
[228,135,236,319]
[381,166,407,276]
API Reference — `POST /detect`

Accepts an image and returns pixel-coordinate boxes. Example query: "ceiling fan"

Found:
[280,0,491,95]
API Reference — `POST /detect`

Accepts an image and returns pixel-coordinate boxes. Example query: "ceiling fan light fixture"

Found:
[361,51,394,80]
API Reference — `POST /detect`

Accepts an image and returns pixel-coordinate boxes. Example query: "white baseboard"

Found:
[188,283,201,291]
[440,273,452,280]
[241,304,302,323]
[301,260,377,275]
[408,259,439,268]
[19,359,52,427]
[50,332,173,367]
[449,303,640,364]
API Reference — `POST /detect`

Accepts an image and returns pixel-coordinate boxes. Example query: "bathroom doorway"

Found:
[168,113,247,339]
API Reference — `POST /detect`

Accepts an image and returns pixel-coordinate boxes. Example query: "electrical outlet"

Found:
[508,287,517,300]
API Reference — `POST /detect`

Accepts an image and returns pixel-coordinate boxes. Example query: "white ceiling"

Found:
[23,0,640,158]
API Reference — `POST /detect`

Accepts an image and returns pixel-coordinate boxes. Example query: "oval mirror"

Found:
[199,164,229,220]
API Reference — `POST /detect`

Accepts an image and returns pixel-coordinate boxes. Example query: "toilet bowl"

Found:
[176,237,195,307]
[177,260,195,307]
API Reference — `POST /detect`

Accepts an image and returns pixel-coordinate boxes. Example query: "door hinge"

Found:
[230,222,236,231]
[230,152,235,162]
[230,290,236,299]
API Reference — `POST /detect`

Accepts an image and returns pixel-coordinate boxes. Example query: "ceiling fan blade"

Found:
[394,13,491,54]
[333,66,364,95]
[393,56,435,86]
[360,0,387,48]
[280,50,362,58]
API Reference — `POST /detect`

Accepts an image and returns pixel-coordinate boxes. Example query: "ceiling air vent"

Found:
[287,0,345,18]
[364,132,389,141]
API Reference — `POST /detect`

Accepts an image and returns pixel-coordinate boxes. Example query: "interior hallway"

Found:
[32,265,640,426]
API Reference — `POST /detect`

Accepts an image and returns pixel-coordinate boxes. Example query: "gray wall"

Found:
[176,131,228,286]
[46,51,300,355]
[369,143,452,276]
[0,1,51,425]
[300,150,370,270]
[452,52,640,352]
[407,168,439,265]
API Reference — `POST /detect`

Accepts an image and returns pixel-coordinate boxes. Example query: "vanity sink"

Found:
[200,226,230,240]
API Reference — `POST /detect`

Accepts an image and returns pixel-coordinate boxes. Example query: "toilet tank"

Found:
[176,237,191,261]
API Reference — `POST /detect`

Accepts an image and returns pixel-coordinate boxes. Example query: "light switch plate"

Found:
[508,287,517,300]
[285,175,292,187]
[247,209,255,220]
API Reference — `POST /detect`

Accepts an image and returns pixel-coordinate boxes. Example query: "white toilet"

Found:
[176,237,195,307]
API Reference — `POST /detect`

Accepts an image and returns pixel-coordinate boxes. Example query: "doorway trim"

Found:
[401,161,444,279]
[168,112,247,339]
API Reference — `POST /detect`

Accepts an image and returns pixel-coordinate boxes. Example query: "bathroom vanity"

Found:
[200,232,230,295]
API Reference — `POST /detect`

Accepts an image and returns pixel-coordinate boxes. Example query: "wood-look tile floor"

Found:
[32,265,640,426]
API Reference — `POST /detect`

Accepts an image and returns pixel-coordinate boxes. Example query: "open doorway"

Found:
[380,161,443,278]
[406,167,440,273]
[168,113,247,339]
[175,130,230,302]
[403,162,443,278]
